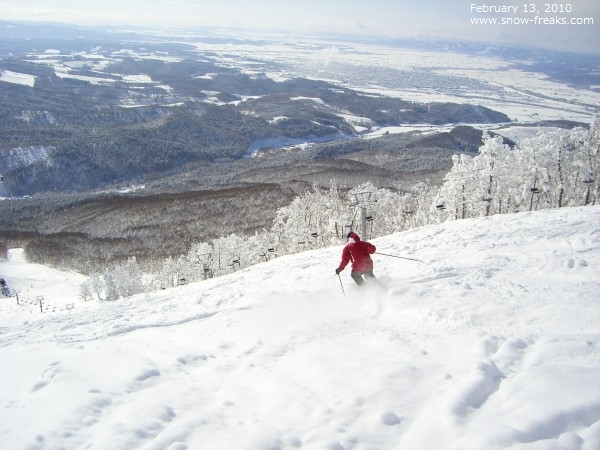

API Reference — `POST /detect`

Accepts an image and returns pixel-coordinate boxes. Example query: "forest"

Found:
[0,37,509,195]
[0,125,500,268]
[69,117,598,301]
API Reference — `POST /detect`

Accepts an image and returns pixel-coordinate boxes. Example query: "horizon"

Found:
[0,0,598,55]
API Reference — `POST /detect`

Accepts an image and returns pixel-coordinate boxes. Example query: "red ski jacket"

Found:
[338,232,376,274]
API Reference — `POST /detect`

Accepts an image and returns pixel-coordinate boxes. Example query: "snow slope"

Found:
[1,206,599,450]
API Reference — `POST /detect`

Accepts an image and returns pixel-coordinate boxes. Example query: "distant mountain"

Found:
[0,23,510,196]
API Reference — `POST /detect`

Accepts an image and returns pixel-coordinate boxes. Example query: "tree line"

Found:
[80,117,599,301]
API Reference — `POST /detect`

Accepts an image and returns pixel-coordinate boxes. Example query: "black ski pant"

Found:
[351,269,375,286]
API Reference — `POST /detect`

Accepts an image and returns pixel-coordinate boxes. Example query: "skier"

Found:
[335,232,376,286]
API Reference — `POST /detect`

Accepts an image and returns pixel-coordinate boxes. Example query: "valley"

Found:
[0,21,598,270]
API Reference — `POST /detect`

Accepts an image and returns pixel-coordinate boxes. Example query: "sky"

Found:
[0,0,598,53]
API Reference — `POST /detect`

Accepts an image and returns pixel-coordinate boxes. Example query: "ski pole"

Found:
[337,273,346,296]
[376,252,425,263]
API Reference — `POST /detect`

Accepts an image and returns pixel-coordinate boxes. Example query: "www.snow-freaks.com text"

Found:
[470,3,594,26]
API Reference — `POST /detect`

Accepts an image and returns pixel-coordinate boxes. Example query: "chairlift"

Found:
[583,179,595,184]
[365,215,374,222]
[436,203,446,210]
[267,248,276,253]
[311,232,319,238]
[482,197,492,202]
[530,187,542,194]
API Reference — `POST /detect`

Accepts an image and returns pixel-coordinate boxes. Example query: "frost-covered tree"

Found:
[78,280,94,302]
[366,187,399,236]
[410,179,440,226]
[248,230,279,264]
[474,134,512,216]
[157,256,178,289]
[212,234,247,275]
[272,181,348,255]
[89,273,106,301]
[121,257,144,296]
[438,154,477,220]
[103,270,120,301]
[522,130,570,209]
[98,257,145,299]
[437,134,516,220]
[435,117,600,218]
[571,116,599,206]
[188,242,215,279]
[80,117,600,300]
[516,124,596,210]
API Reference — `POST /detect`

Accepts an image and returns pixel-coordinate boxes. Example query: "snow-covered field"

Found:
[18,34,598,125]
[1,206,599,450]
[191,38,600,124]
[0,69,36,87]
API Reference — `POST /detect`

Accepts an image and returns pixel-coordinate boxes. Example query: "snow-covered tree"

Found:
[438,153,477,220]
[78,281,94,302]
[188,242,215,279]
[157,256,178,289]
[410,179,441,226]
[435,117,600,218]
[516,125,597,210]
[89,273,105,301]
[247,230,279,264]
[103,270,120,301]
[81,117,600,300]
[271,181,347,254]
[212,234,247,275]
[571,116,599,206]
[474,134,512,216]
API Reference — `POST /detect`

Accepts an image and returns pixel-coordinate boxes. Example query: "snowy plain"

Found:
[0,69,36,87]
[13,35,599,126]
[1,205,599,450]
[4,34,597,167]
[189,37,600,124]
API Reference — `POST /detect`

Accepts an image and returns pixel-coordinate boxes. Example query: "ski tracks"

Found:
[399,331,600,449]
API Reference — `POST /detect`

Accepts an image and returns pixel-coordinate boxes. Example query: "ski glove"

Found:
[335,268,341,275]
